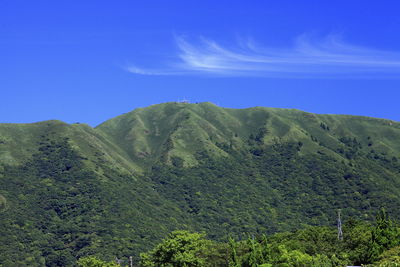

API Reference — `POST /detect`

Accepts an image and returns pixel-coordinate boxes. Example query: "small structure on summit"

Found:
[178,98,190,104]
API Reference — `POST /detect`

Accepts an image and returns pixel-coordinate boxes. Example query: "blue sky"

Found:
[1,0,400,126]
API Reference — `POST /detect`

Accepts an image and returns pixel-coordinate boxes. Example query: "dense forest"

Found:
[79,208,400,266]
[1,102,400,266]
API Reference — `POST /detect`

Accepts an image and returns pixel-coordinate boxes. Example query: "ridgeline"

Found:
[1,102,400,266]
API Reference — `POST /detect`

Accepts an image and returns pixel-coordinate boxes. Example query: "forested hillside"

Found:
[1,102,400,266]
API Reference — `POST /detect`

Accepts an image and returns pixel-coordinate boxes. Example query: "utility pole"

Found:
[129,256,133,267]
[337,209,343,241]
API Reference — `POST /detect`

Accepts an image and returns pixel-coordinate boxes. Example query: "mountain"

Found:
[1,102,400,266]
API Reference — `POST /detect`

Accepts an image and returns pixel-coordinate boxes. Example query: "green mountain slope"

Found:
[1,102,400,266]
[96,102,400,167]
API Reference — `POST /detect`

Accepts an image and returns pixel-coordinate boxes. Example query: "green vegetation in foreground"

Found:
[78,209,400,266]
[1,102,400,266]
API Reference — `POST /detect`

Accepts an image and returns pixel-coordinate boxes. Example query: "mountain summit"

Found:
[1,102,400,265]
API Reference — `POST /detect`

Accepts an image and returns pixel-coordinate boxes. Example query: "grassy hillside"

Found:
[96,102,400,167]
[1,102,400,266]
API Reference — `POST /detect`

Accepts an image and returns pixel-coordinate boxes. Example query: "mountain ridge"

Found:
[1,102,400,170]
[1,102,400,265]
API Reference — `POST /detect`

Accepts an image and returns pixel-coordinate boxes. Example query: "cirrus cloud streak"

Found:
[126,34,400,78]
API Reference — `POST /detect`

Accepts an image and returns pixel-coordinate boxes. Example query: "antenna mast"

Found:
[337,209,343,241]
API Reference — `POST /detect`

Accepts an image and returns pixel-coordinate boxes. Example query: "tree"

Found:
[77,256,118,267]
[140,230,212,267]
[368,208,399,263]
[240,236,270,267]
[273,245,313,266]
[373,246,400,266]
[343,218,372,265]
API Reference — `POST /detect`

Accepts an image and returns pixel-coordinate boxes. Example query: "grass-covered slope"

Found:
[1,102,400,266]
[96,102,400,167]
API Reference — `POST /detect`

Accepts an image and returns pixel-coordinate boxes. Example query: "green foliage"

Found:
[272,245,313,266]
[147,138,400,241]
[0,137,192,265]
[372,246,400,266]
[140,220,396,266]
[77,256,119,267]
[342,218,372,264]
[0,194,6,212]
[139,230,212,267]
[368,208,400,263]
[1,103,400,265]
[241,237,268,266]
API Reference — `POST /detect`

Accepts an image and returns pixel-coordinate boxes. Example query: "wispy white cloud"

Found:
[126,34,400,78]
[126,66,182,76]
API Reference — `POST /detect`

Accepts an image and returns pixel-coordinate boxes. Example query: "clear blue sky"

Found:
[1,0,400,126]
